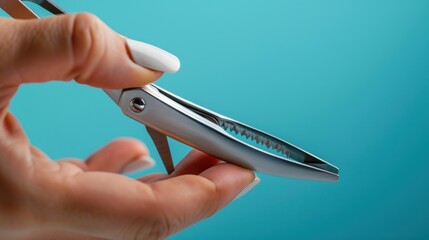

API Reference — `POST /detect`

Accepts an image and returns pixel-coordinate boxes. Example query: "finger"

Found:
[137,173,167,183]
[136,149,222,183]
[58,158,89,172]
[0,14,162,88]
[147,163,255,237]
[85,138,153,173]
[59,163,254,239]
[18,229,108,240]
[173,149,222,176]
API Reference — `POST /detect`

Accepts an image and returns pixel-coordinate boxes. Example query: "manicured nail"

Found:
[126,38,181,73]
[234,174,260,200]
[121,156,155,174]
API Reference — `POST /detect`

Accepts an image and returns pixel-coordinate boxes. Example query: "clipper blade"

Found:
[218,119,338,174]
[220,121,294,158]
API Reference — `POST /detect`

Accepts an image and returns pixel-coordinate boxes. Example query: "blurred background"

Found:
[2,0,429,239]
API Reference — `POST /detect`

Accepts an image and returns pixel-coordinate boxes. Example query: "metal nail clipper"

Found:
[0,0,339,181]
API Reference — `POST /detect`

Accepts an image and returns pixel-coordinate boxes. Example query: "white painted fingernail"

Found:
[126,38,181,73]
[234,174,260,200]
[121,156,155,174]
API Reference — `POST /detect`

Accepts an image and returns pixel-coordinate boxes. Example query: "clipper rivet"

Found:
[130,98,145,113]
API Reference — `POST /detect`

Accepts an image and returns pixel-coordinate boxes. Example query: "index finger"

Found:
[57,162,255,240]
[0,14,162,88]
[147,163,256,238]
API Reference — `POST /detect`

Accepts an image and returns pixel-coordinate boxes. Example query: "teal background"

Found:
[2,0,429,239]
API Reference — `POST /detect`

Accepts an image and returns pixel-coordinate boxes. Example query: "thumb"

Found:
[0,13,165,89]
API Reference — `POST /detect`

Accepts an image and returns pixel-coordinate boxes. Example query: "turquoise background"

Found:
[2,0,429,239]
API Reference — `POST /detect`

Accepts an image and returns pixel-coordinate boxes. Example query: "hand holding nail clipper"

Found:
[0,0,260,239]
[0,0,338,238]
[1,0,338,180]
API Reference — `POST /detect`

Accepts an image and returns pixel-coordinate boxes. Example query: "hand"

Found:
[0,13,256,240]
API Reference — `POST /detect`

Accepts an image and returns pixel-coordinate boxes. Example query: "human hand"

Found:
[0,14,257,240]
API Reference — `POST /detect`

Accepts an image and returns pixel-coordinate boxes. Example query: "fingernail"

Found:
[121,156,155,174]
[126,38,181,73]
[234,174,260,200]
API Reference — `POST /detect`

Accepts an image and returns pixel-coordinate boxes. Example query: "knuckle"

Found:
[194,177,221,217]
[144,216,171,240]
[130,176,223,240]
[128,208,170,239]
[69,13,105,81]
[174,175,221,219]
[144,186,178,239]
[70,12,100,51]
[73,12,101,25]
[71,12,103,39]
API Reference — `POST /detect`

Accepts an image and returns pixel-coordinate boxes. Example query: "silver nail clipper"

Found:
[1,0,339,181]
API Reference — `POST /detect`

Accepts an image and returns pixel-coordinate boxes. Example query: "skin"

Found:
[0,13,255,240]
